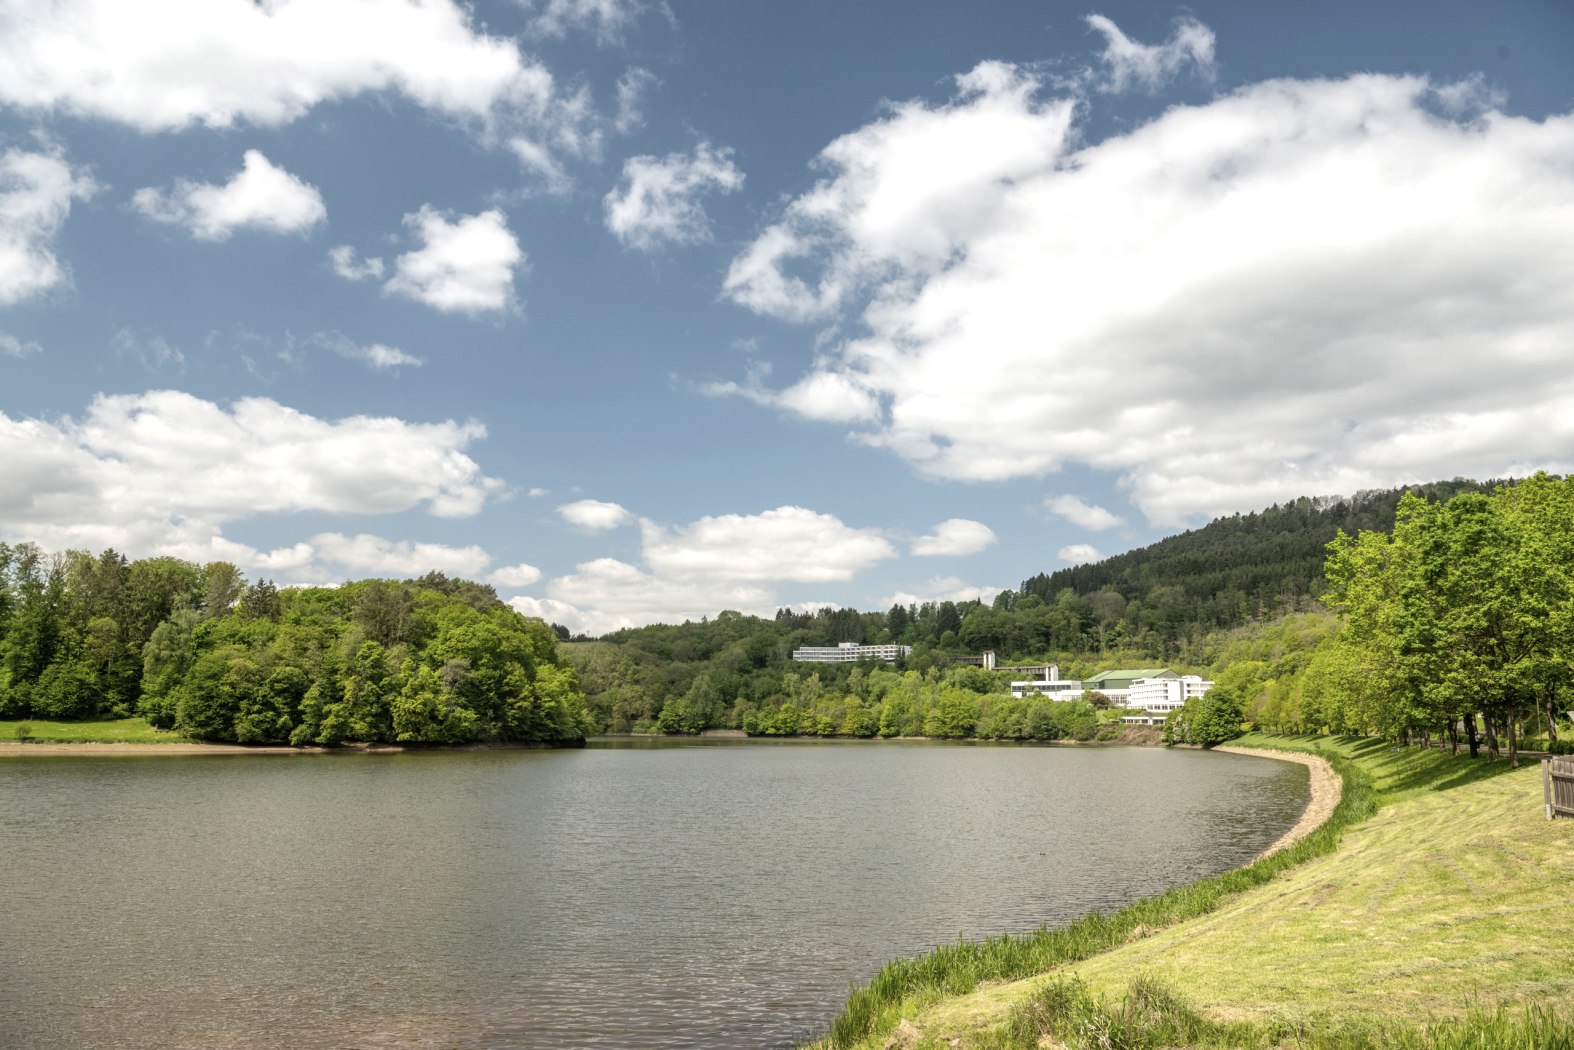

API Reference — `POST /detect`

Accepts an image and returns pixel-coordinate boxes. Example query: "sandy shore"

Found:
[1213,744,1341,859]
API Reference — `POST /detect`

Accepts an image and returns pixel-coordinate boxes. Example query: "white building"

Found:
[1127,675,1213,714]
[792,642,912,664]
[1009,666,1214,716]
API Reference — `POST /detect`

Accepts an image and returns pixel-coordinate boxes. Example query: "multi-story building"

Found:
[1009,666,1213,717]
[791,641,912,664]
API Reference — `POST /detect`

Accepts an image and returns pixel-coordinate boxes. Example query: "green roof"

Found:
[1083,668,1175,690]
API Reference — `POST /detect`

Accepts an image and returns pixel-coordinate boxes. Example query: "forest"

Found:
[568,476,1570,753]
[5,474,1569,754]
[0,547,591,746]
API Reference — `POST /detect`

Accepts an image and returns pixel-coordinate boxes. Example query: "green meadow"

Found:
[817,735,1574,1049]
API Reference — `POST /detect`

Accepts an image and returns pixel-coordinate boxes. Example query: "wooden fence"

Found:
[1545,757,1574,820]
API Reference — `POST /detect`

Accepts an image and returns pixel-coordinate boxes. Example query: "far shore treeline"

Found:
[0,553,591,746]
[3,475,1571,753]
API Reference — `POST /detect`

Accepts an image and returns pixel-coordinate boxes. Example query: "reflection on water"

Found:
[0,740,1307,1049]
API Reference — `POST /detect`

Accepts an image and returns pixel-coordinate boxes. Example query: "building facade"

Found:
[791,642,912,664]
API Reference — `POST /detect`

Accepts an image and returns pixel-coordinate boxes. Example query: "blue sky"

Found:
[1,0,1572,634]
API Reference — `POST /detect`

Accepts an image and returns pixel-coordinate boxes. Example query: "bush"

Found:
[1548,738,1574,756]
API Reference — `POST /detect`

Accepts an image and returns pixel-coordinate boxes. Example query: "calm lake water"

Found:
[0,739,1307,1049]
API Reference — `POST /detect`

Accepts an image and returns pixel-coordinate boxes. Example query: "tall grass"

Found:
[997,974,1574,1049]
[823,734,1528,1048]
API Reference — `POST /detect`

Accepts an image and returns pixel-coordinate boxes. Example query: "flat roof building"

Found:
[792,642,911,664]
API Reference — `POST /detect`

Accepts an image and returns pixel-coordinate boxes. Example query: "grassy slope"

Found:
[875,735,1572,1046]
[2,717,192,743]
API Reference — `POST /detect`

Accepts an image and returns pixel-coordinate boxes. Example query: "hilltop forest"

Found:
[567,479,1507,736]
[0,548,591,746]
[6,475,1567,753]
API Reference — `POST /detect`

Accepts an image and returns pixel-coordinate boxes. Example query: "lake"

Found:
[0,739,1308,1049]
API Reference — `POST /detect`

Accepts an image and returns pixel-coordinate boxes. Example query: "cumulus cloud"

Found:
[604,142,744,251]
[702,365,880,423]
[131,150,325,241]
[0,390,503,570]
[1086,13,1215,93]
[328,245,385,281]
[644,506,896,583]
[531,557,774,635]
[488,562,544,588]
[911,518,997,557]
[883,577,1004,608]
[722,61,1076,322]
[1046,495,1124,531]
[0,144,97,306]
[310,532,491,578]
[315,332,423,371]
[516,504,896,634]
[1057,544,1104,565]
[1,330,42,358]
[558,499,633,531]
[723,52,1574,525]
[381,207,524,316]
[0,0,556,132]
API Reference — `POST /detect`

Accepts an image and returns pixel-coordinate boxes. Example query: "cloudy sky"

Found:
[2,0,1571,634]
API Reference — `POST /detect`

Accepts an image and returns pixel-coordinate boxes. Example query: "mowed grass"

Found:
[2,717,192,744]
[860,734,1572,1048]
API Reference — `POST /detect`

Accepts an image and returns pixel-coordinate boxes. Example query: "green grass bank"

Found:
[813,734,1574,1049]
[2,717,192,744]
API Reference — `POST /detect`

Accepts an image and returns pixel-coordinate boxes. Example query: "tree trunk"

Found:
[1448,722,1459,755]
[1483,711,1501,761]
[1466,714,1479,758]
[1507,709,1519,769]
[1547,688,1560,744]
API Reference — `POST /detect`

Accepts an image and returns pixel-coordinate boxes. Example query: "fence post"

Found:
[1548,758,1555,821]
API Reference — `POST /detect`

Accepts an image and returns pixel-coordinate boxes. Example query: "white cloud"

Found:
[0,390,503,571]
[315,332,423,371]
[1045,495,1124,531]
[519,504,897,634]
[381,206,524,316]
[1,330,41,358]
[310,532,490,578]
[558,498,633,531]
[508,594,591,632]
[701,365,880,423]
[112,328,184,372]
[911,518,997,557]
[614,67,658,134]
[328,245,385,281]
[0,0,556,132]
[488,562,544,588]
[642,506,895,583]
[131,150,325,241]
[526,487,549,498]
[0,144,97,306]
[535,557,774,635]
[508,138,574,196]
[1057,544,1104,564]
[883,577,1004,608]
[524,0,660,44]
[722,60,1076,322]
[724,59,1574,526]
[1085,13,1215,94]
[604,142,744,251]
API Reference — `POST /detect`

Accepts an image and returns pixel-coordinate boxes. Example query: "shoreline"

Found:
[0,739,578,756]
[1212,743,1341,859]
